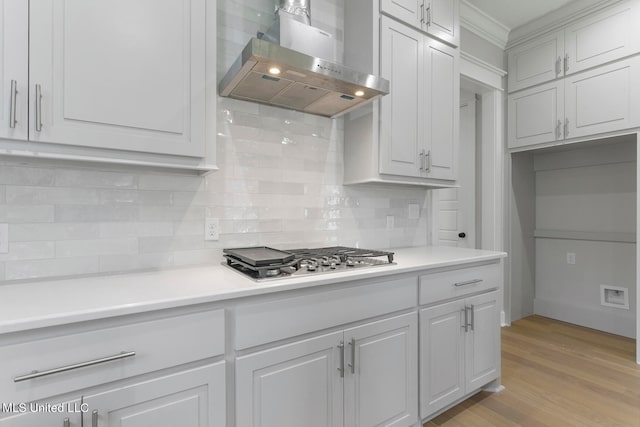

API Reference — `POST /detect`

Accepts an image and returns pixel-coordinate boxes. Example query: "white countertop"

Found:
[0,246,506,335]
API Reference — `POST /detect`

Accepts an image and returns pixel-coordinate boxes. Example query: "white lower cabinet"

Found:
[83,363,225,427]
[235,312,418,427]
[420,290,500,419]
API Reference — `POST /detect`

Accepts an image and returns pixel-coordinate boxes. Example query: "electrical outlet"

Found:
[408,203,420,220]
[204,218,219,241]
[386,215,394,230]
[0,223,8,253]
[566,252,576,265]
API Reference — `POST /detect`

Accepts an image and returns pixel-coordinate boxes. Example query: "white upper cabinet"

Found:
[565,55,640,139]
[0,0,28,141]
[427,0,460,47]
[29,0,206,157]
[346,14,458,186]
[509,50,640,149]
[508,31,564,93]
[379,17,424,177]
[424,37,458,180]
[564,0,640,75]
[508,80,564,149]
[507,0,640,94]
[380,0,459,47]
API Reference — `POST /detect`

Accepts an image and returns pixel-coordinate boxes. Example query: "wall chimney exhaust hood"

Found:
[218,1,389,118]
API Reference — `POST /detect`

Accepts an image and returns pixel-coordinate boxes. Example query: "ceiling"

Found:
[465,0,576,29]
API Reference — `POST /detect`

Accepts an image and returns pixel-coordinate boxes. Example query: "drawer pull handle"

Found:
[13,351,136,382]
[92,410,99,427]
[454,279,483,287]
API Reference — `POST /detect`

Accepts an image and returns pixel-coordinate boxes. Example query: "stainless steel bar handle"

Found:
[419,150,425,171]
[556,119,562,139]
[555,57,561,75]
[564,54,569,72]
[564,118,569,138]
[426,150,431,173]
[92,410,98,427]
[348,338,356,374]
[470,304,475,331]
[420,2,425,23]
[461,307,468,332]
[426,4,432,26]
[35,84,43,132]
[63,418,70,427]
[14,351,136,382]
[454,278,482,287]
[9,80,18,128]
[337,342,345,378]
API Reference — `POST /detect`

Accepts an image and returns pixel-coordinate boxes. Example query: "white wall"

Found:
[0,0,430,283]
[533,139,637,337]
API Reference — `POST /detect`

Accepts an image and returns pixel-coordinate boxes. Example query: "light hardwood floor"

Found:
[425,315,640,427]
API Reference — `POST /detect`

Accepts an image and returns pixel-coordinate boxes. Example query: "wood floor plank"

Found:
[425,315,640,427]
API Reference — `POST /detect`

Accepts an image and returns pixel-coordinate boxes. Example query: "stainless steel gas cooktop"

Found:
[223,246,395,280]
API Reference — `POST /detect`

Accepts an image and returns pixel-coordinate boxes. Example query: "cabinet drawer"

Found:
[0,309,224,404]
[419,262,501,305]
[235,276,417,350]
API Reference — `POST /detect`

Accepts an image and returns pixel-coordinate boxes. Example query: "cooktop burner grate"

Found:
[223,246,395,280]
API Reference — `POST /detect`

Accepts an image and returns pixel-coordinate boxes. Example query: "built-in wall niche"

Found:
[509,134,637,339]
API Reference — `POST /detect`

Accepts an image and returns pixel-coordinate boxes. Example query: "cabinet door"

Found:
[565,56,640,139]
[419,301,465,419]
[379,16,424,178]
[344,313,418,427]
[425,0,459,47]
[424,38,459,180]
[465,291,500,392]
[236,332,344,427]
[507,31,564,93]
[380,0,421,30]
[508,80,564,149]
[0,0,28,140]
[83,363,224,427]
[28,0,205,157]
[0,399,81,427]
[565,0,640,75]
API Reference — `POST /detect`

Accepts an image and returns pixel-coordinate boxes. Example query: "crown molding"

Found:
[460,0,510,50]
[507,0,619,49]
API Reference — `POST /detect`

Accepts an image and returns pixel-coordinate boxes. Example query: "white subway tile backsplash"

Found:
[6,186,99,205]
[139,206,205,222]
[0,242,55,261]
[56,238,138,258]
[55,169,137,189]
[6,257,101,280]
[0,166,56,186]
[138,174,205,191]
[55,205,138,222]
[99,222,173,238]
[138,236,205,254]
[0,0,430,284]
[9,223,100,242]
[99,253,174,273]
[0,205,55,223]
